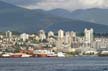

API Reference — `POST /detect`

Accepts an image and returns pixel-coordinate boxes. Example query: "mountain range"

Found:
[0,1,108,33]
[48,8,108,25]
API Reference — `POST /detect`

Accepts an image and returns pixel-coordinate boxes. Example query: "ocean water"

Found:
[0,56,108,71]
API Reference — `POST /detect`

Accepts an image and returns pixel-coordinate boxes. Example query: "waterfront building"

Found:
[0,35,3,39]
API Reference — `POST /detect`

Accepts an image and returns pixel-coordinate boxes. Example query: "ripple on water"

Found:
[0,57,108,71]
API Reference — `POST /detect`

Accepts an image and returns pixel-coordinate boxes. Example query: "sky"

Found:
[1,0,108,11]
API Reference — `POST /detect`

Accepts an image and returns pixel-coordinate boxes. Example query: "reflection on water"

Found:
[0,56,108,71]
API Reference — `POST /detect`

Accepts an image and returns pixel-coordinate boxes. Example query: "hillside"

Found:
[0,1,67,33]
[48,8,108,25]
[45,20,108,33]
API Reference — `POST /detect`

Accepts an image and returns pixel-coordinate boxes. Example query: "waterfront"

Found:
[0,56,108,71]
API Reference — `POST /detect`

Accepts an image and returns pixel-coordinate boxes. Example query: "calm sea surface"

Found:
[0,56,108,71]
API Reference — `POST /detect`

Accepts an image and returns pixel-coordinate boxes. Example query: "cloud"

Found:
[79,0,108,8]
[20,0,83,11]
[1,0,108,11]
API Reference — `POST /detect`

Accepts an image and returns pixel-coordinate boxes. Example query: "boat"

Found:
[21,54,32,58]
[2,53,12,58]
[34,50,57,57]
[36,50,48,57]
[37,54,47,57]
[98,51,108,56]
[10,53,22,58]
[57,52,65,57]
[47,52,57,57]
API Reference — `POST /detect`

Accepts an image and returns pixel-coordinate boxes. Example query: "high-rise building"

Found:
[70,31,77,42]
[48,31,54,37]
[6,31,12,38]
[58,29,64,39]
[71,31,76,37]
[64,32,70,44]
[84,28,94,43]
[20,33,29,41]
[39,30,46,41]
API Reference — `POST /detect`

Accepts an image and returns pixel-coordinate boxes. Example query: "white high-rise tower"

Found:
[39,30,46,41]
[84,28,94,43]
[6,31,12,38]
[58,29,64,39]
[48,31,54,37]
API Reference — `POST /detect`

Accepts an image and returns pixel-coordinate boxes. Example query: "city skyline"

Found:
[0,28,108,58]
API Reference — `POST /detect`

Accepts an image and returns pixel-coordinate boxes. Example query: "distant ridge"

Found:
[45,20,108,33]
[48,8,108,25]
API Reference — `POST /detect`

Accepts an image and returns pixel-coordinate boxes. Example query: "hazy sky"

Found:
[1,0,108,11]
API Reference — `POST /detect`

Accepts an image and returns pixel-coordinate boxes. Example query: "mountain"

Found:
[47,9,72,18]
[45,20,108,33]
[0,1,68,33]
[71,8,108,25]
[48,8,108,25]
[0,1,108,33]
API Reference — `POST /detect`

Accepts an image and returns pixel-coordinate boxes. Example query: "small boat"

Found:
[21,54,32,58]
[47,53,57,57]
[11,53,22,58]
[35,50,48,57]
[2,53,12,58]
[37,54,47,57]
[57,52,65,57]
[47,52,57,57]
